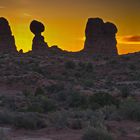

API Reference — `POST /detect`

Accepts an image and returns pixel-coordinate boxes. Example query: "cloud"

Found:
[122,36,140,42]
[0,6,6,9]
[117,35,140,45]
[23,13,32,17]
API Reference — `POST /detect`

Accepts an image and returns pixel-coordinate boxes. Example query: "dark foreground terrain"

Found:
[0,51,140,140]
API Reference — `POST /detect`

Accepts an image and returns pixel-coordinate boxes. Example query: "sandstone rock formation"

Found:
[30,20,49,52]
[84,18,118,56]
[0,17,16,52]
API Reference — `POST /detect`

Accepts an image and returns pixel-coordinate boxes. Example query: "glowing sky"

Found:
[0,0,140,54]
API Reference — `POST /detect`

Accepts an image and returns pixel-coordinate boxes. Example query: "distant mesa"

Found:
[83,18,118,56]
[0,17,17,52]
[30,20,49,52]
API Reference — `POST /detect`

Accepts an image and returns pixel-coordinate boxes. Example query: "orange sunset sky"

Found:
[0,0,140,54]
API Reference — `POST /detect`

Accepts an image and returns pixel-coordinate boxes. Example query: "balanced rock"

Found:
[0,17,16,52]
[30,20,49,52]
[84,18,118,56]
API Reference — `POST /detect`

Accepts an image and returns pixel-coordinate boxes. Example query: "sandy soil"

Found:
[5,120,140,140]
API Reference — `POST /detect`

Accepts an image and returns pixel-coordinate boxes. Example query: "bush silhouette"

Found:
[88,92,119,109]
[35,87,45,96]
[65,61,76,69]
[119,99,140,121]
[82,127,113,140]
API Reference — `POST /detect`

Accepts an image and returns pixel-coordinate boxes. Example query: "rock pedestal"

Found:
[30,20,49,52]
[84,18,118,56]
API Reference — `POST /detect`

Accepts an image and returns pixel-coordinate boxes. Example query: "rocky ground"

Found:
[0,51,140,140]
[2,120,140,140]
[0,51,140,94]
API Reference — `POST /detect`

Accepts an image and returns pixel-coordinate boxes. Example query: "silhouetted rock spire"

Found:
[0,17,16,52]
[30,20,49,52]
[84,18,118,56]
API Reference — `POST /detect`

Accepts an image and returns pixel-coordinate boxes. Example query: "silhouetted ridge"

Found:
[84,18,118,56]
[30,20,49,52]
[0,17,17,52]
[0,17,120,56]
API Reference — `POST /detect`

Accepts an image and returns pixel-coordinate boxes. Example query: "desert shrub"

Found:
[2,97,17,111]
[67,109,105,129]
[0,111,14,125]
[67,118,83,129]
[55,91,67,102]
[78,62,93,72]
[22,89,32,98]
[78,62,86,69]
[27,103,44,113]
[119,86,130,98]
[105,77,114,86]
[47,109,105,130]
[65,60,76,69]
[119,99,140,121]
[86,63,93,72]
[26,95,56,113]
[88,93,119,109]
[41,98,57,112]
[82,127,113,140]
[67,91,87,108]
[35,67,44,75]
[83,79,94,88]
[109,59,118,65]
[3,96,29,113]
[134,72,140,81]
[87,111,106,129]
[122,56,130,61]
[48,111,69,129]
[48,110,77,129]
[35,87,45,96]
[100,105,120,121]
[129,64,136,70]
[22,89,57,113]
[0,96,3,106]
[88,102,101,110]
[46,83,64,93]
[14,113,46,129]
[0,111,46,130]
[74,72,82,78]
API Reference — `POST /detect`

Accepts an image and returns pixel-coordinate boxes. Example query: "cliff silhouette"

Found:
[0,17,119,56]
[83,18,118,56]
[0,17,17,53]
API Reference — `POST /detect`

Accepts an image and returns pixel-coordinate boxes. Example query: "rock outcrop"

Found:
[30,20,49,52]
[0,17,17,52]
[84,18,118,56]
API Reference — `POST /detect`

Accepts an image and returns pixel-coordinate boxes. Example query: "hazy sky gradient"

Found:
[0,0,140,54]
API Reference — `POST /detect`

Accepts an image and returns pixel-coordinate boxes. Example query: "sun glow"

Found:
[11,23,33,52]
[1,0,140,55]
[10,21,140,55]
